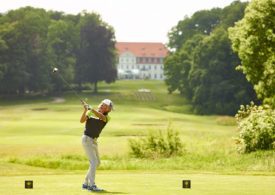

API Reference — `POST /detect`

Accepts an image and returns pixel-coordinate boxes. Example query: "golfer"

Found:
[80,99,113,192]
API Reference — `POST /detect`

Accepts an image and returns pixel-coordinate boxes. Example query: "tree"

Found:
[229,0,275,106]
[189,28,256,114]
[0,7,117,96]
[0,7,51,94]
[47,19,78,92]
[76,12,117,93]
[164,51,185,94]
[164,34,204,98]
[0,24,9,83]
[167,8,221,50]
[164,1,257,115]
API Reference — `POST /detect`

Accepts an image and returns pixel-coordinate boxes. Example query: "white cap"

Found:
[102,99,114,110]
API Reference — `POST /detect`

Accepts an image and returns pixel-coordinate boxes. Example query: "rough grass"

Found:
[0,80,274,175]
[0,80,274,194]
[3,150,274,175]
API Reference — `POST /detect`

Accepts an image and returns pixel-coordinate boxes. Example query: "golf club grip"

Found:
[80,100,91,110]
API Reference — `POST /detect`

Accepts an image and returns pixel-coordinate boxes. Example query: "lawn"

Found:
[0,170,274,195]
[0,80,274,194]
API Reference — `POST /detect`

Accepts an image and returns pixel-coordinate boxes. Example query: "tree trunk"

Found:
[94,81,98,93]
[18,86,25,95]
[77,82,82,92]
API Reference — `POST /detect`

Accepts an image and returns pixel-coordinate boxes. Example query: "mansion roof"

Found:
[116,42,168,58]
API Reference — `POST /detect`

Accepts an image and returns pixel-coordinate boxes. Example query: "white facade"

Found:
[117,53,165,80]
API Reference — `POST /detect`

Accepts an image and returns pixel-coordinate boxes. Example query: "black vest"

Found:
[84,117,107,138]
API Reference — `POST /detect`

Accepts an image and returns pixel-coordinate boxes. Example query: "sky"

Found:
[0,0,248,43]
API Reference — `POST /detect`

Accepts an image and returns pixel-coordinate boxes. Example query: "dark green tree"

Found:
[47,19,78,92]
[0,24,9,83]
[0,7,117,96]
[164,34,204,98]
[76,12,117,93]
[189,28,256,114]
[164,1,256,115]
[168,8,221,50]
[0,7,51,94]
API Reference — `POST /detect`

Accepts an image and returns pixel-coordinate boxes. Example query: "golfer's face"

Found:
[98,103,109,113]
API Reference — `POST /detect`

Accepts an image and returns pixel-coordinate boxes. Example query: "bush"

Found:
[235,102,275,153]
[128,125,184,158]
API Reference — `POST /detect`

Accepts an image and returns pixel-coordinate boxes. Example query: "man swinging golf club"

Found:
[80,99,113,192]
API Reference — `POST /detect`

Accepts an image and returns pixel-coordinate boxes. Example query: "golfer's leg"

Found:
[82,135,98,185]
[82,135,92,185]
[85,161,95,185]
[94,140,100,166]
[86,141,100,185]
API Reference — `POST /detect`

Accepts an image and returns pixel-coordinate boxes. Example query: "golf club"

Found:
[52,67,91,109]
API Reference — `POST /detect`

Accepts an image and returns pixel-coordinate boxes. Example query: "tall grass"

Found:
[129,124,184,158]
[5,150,274,174]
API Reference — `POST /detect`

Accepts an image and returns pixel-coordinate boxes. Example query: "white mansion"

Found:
[116,42,168,80]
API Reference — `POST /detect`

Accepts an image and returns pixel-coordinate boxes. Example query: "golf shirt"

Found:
[84,111,110,139]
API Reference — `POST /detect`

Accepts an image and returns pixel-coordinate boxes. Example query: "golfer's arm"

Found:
[91,109,107,122]
[80,110,88,123]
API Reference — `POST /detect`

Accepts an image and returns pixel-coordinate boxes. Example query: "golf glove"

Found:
[85,104,92,110]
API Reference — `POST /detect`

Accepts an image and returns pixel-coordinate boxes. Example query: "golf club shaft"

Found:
[57,72,84,104]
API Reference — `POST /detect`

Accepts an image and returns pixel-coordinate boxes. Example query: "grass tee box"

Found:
[0,171,274,195]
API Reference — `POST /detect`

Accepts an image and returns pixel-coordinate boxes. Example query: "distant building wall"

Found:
[116,42,168,80]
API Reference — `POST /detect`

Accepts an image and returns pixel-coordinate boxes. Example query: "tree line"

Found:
[230,0,274,153]
[0,7,117,95]
[164,1,261,115]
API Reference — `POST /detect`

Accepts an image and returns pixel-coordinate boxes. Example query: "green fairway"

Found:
[0,80,274,194]
[0,170,274,195]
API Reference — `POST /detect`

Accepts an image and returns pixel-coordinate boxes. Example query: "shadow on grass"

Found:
[91,190,128,194]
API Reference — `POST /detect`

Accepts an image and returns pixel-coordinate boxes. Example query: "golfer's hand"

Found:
[85,104,91,110]
[83,104,88,111]
[83,103,92,110]
[81,100,90,110]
